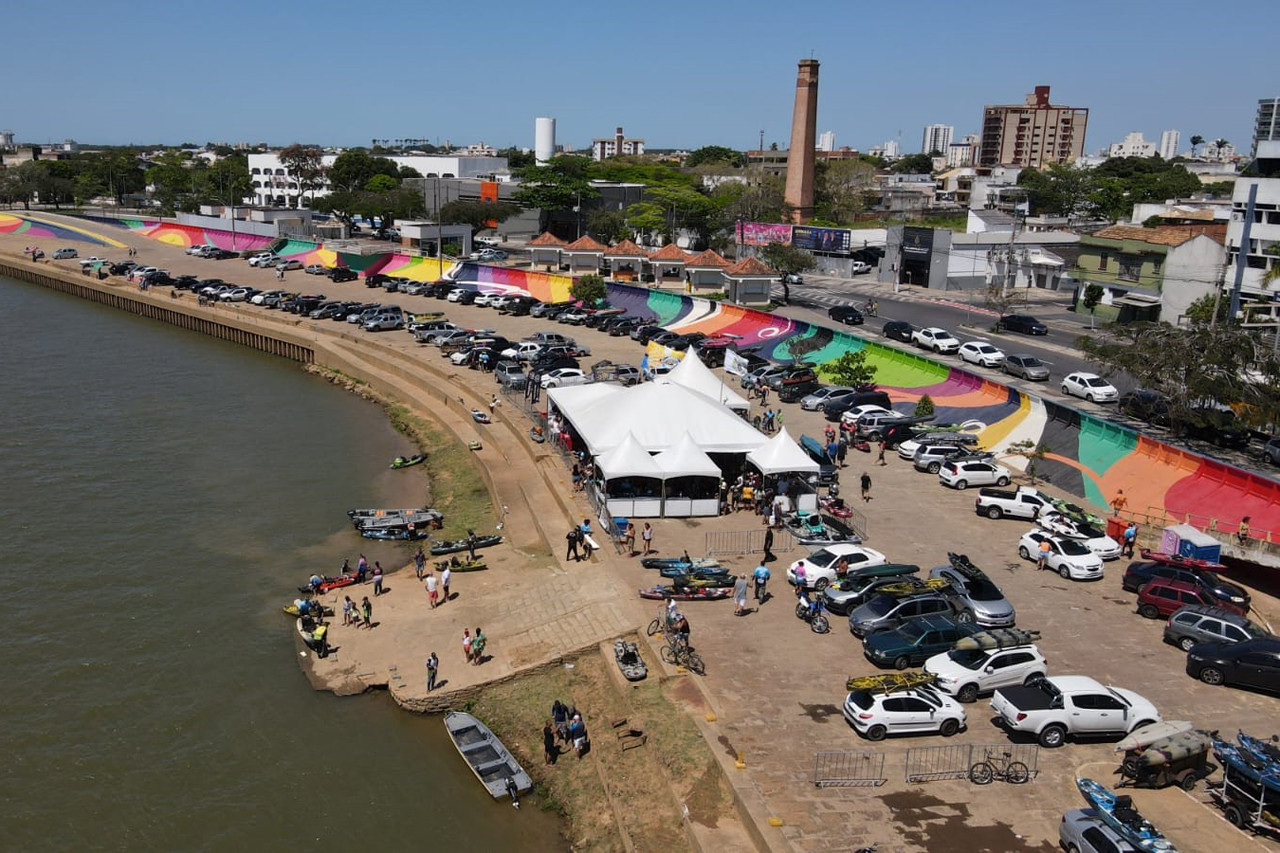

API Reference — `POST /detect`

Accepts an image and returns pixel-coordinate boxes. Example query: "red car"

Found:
[1136,578,1245,620]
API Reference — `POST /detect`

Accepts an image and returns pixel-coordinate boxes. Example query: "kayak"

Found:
[638,585,731,601]
[430,534,502,556]
[390,453,427,469]
[1214,738,1280,791]
[641,555,720,571]
[296,619,329,654]
[298,572,359,595]
[1237,731,1280,770]
[876,578,950,597]
[1135,732,1211,768]
[614,639,648,681]
[846,672,934,693]
[283,600,334,618]
[658,565,729,580]
[1050,498,1104,528]
[1115,721,1195,753]
[1138,548,1227,573]
[656,573,735,588]
[361,527,432,541]
[1076,778,1178,852]
[953,628,1042,652]
[433,558,488,572]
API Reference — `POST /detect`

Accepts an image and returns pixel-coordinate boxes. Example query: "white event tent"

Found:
[744,428,821,512]
[595,432,664,517]
[653,432,721,516]
[657,353,750,413]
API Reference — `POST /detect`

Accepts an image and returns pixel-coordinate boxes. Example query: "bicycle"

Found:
[661,633,705,675]
[968,749,1030,785]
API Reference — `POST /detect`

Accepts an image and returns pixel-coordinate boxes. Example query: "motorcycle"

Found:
[794,590,831,634]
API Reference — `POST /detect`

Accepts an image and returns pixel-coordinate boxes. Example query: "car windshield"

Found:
[1060,540,1091,556]
[1020,357,1043,367]
[809,550,841,568]
[966,578,1004,601]
[898,621,929,640]
[1243,622,1269,638]
[947,649,987,670]
[1084,377,1110,387]
[862,595,896,616]
[977,346,999,354]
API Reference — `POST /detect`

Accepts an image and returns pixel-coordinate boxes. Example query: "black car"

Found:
[1117,389,1170,426]
[823,390,894,421]
[528,357,580,380]
[666,332,707,350]
[829,305,865,325]
[505,299,536,316]
[366,273,393,289]
[424,281,454,298]
[144,271,176,286]
[632,325,665,344]
[1186,638,1280,693]
[1183,406,1252,449]
[778,381,822,404]
[328,267,358,283]
[998,314,1048,335]
[882,320,913,343]
[1121,561,1251,609]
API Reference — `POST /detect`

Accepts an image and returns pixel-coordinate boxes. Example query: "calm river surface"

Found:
[0,278,562,851]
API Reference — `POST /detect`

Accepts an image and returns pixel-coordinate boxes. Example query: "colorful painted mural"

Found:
[448,262,574,303]
[110,218,277,252]
[0,213,122,246]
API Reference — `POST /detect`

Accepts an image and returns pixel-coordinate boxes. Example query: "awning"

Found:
[1112,293,1162,308]
[1027,252,1064,267]
[653,433,721,478]
[596,432,662,479]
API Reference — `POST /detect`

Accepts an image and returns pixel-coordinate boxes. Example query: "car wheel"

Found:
[865,724,887,742]
[1024,672,1045,686]
[939,718,960,738]
[1058,565,1072,580]
[956,610,974,625]
[1086,394,1095,403]
[933,345,941,353]
[954,480,968,490]
[814,578,830,592]
[1065,844,1080,853]
[1179,636,1197,652]
[1061,385,1070,395]
[1199,667,1225,686]
[1038,724,1067,748]
[1018,545,1031,560]
[956,683,979,703]
[927,462,941,474]
[995,476,1010,487]
[1138,604,1161,619]
[986,506,1003,520]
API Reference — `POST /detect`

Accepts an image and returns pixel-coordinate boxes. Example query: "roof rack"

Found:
[946,552,988,581]
[913,431,979,446]
[846,672,936,694]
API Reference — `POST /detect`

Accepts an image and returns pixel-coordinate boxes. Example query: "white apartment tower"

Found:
[817,130,836,152]
[1159,130,1180,160]
[535,117,556,165]
[922,124,953,155]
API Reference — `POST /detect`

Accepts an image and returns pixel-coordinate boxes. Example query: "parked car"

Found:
[843,684,966,741]
[494,360,527,389]
[1164,605,1271,652]
[855,409,911,441]
[1017,530,1104,580]
[958,340,1006,368]
[990,675,1159,748]
[828,305,865,325]
[913,444,977,474]
[848,592,954,638]
[882,320,914,343]
[766,365,818,390]
[997,314,1048,335]
[328,267,358,282]
[849,261,871,274]
[1262,436,1280,465]
[1003,354,1050,381]
[821,566,923,615]
[1059,809,1140,853]
[974,485,1049,520]
[1120,561,1250,609]
[912,327,961,354]
[824,391,894,422]
[303,264,327,275]
[925,642,1048,704]
[1185,637,1280,692]
[590,361,643,386]
[1136,578,1244,621]
[929,559,1016,626]
[540,368,590,388]
[787,545,888,590]
[248,253,280,267]
[276,259,304,271]
[1182,403,1252,449]
[1061,372,1119,403]
[1117,389,1170,425]
[864,615,981,670]
[52,248,79,259]
[778,381,822,404]
[939,459,1010,490]
[800,386,854,412]
[1035,513,1121,560]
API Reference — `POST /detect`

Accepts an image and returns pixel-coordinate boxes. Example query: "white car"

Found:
[304,264,328,275]
[472,292,498,307]
[250,290,282,305]
[501,342,544,361]
[786,544,888,590]
[1017,529,1104,580]
[1036,512,1122,560]
[77,256,107,267]
[958,341,1006,368]
[446,288,468,303]
[248,253,281,267]
[938,459,1010,490]
[489,295,517,310]
[849,261,871,275]
[185,244,212,256]
[276,259,304,271]
[843,684,966,741]
[924,644,1048,703]
[911,327,961,354]
[1061,372,1119,403]
[839,403,891,429]
[220,287,254,302]
[128,266,159,281]
[540,368,590,389]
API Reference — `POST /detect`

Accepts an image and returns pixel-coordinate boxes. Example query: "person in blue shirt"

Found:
[753,562,771,603]
[1122,521,1138,558]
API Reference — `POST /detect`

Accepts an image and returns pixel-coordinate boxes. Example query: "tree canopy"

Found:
[685,146,746,169]
[328,150,399,193]
[891,153,936,174]
[570,273,607,306]
[1017,159,1202,220]
[824,350,877,388]
[439,199,521,237]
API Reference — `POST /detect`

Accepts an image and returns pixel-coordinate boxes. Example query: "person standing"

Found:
[414,547,426,579]
[462,628,474,664]
[441,564,452,603]
[372,562,384,596]
[641,522,653,555]
[1121,521,1138,558]
[565,527,581,562]
[762,526,774,562]
[836,437,848,468]
[1110,489,1128,517]
[426,652,439,692]
[1037,539,1051,570]
[425,569,439,608]
[357,554,368,583]
[733,574,749,616]
[1237,516,1251,545]
[472,627,486,665]
[860,472,872,502]
[360,596,373,629]
[624,522,636,556]
[342,595,355,626]
[543,720,558,765]
[877,439,887,466]
[752,562,771,603]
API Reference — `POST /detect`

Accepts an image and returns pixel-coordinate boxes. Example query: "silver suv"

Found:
[1162,605,1270,652]
[848,592,953,638]
[1264,436,1280,466]
[929,556,1015,627]
[912,443,972,474]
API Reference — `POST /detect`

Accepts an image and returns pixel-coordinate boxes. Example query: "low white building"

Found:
[247,151,508,207]
[1108,131,1156,159]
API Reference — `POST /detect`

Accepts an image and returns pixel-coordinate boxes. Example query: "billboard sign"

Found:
[791,226,851,254]
[736,221,793,246]
[902,226,934,258]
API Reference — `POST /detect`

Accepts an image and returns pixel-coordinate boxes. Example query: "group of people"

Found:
[422,560,452,608]
[341,594,374,629]
[564,518,595,562]
[546,700,589,762]
[750,408,782,434]
[462,627,488,665]
[621,521,654,556]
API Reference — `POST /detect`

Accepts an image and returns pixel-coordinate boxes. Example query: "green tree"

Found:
[570,273,607,306]
[760,242,815,303]
[914,394,935,418]
[1190,135,1204,157]
[815,159,876,224]
[712,169,790,224]
[364,174,399,192]
[685,146,746,169]
[277,143,326,207]
[584,209,629,243]
[824,349,877,388]
[891,153,935,174]
[1183,293,1228,326]
[328,149,398,193]
[439,199,521,237]
[1082,283,1104,328]
[512,156,597,230]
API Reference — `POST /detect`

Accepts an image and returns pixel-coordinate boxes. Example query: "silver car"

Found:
[929,562,1015,627]
[1059,808,1137,853]
[848,592,953,638]
[800,386,855,411]
[1003,354,1050,381]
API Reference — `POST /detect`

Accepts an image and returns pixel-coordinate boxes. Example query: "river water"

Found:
[0,278,562,851]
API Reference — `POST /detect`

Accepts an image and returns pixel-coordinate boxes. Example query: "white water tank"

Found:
[535,117,556,165]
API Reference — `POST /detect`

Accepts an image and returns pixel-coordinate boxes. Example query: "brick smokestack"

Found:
[785,59,819,223]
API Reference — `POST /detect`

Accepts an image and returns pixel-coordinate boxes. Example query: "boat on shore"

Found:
[430,533,502,556]
[638,585,731,601]
[390,453,427,469]
[444,711,532,801]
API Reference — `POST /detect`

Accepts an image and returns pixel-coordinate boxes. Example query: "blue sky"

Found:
[7,0,1273,156]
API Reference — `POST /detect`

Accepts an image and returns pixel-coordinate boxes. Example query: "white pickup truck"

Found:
[974,485,1049,520]
[990,675,1160,748]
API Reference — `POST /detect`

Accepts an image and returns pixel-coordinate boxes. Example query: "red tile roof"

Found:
[1093,223,1226,247]
[528,231,568,247]
[724,256,776,276]
[684,249,730,268]
[604,238,649,258]
[648,243,690,262]
[563,235,608,252]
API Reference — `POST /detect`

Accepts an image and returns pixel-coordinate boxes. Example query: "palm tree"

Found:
[1190,135,1204,157]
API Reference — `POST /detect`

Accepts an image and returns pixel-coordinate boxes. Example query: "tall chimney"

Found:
[785,59,820,223]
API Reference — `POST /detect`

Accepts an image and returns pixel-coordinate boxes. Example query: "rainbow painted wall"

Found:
[0,212,122,246]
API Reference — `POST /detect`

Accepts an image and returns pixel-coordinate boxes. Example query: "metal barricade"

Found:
[704,528,795,557]
[813,750,886,788]
[904,742,1040,783]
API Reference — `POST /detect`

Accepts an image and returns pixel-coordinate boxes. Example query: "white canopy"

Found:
[547,382,766,456]
[744,427,820,475]
[596,432,663,479]
[653,432,721,478]
[659,354,750,412]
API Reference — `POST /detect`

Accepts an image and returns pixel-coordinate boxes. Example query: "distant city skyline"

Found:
[4,0,1272,158]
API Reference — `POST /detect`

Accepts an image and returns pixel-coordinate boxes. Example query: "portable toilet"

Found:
[1159,524,1222,563]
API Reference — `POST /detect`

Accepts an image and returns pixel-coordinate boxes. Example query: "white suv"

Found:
[843,684,965,741]
[911,327,961,354]
[924,645,1047,703]
[938,459,1010,489]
